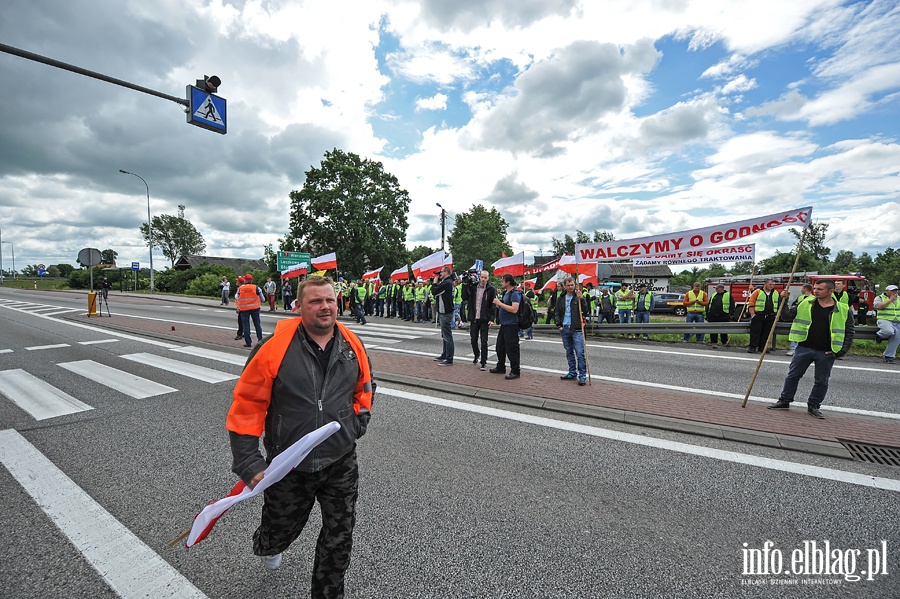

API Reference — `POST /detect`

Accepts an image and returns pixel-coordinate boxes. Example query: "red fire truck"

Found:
[705,272,875,318]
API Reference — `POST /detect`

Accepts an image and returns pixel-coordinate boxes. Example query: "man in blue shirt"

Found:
[554,276,590,385]
[490,273,522,380]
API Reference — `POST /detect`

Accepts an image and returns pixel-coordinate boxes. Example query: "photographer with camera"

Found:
[466,270,496,371]
[431,266,455,366]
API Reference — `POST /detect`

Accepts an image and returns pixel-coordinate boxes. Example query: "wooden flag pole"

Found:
[574,262,593,384]
[741,224,809,408]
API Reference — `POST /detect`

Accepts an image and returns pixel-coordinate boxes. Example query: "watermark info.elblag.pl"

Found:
[741,540,889,585]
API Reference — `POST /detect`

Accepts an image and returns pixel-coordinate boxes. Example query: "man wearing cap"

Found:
[874,284,899,364]
[633,283,654,340]
[706,284,734,346]
[768,279,854,419]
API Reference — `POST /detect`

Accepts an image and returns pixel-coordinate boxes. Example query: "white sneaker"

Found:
[261,553,283,571]
[785,350,794,356]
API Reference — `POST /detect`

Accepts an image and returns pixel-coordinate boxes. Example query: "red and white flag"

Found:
[557,254,578,274]
[491,251,525,277]
[578,273,599,287]
[185,422,341,548]
[538,278,558,293]
[575,207,812,262]
[523,277,537,289]
[412,250,445,279]
[362,266,383,280]
[311,252,338,271]
[443,253,453,271]
[280,263,308,280]
[390,265,410,281]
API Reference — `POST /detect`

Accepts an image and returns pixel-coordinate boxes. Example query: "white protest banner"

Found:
[575,207,811,263]
[634,243,755,266]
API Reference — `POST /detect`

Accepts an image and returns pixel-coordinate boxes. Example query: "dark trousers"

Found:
[470,320,490,365]
[438,312,454,361]
[240,309,262,345]
[254,450,358,599]
[236,312,243,336]
[354,304,367,324]
[708,313,731,344]
[749,313,776,350]
[376,298,384,317]
[405,300,414,320]
[778,346,836,408]
[599,311,614,324]
[283,294,293,311]
[494,324,520,375]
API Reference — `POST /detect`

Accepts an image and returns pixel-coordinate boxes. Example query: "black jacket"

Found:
[431,277,454,314]
[466,283,496,322]
[554,293,590,332]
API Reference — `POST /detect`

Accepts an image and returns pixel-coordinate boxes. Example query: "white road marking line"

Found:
[0,349,12,354]
[0,429,207,598]
[25,343,71,351]
[378,387,900,493]
[58,360,177,398]
[121,353,237,383]
[0,370,93,420]
[79,339,119,345]
[107,312,234,330]
[170,346,247,366]
[353,335,401,344]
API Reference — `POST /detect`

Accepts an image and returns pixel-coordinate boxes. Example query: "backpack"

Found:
[517,290,534,330]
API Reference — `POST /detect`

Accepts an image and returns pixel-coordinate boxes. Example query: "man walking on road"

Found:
[431,266,455,366]
[874,284,899,364]
[768,280,854,419]
[747,279,780,353]
[236,274,265,347]
[490,274,522,380]
[227,276,374,596]
[555,276,589,385]
[467,270,496,371]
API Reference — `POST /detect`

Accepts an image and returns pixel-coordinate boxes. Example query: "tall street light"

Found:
[1,240,13,281]
[436,202,446,251]
[119,169,154,293]
[0,228,4,285]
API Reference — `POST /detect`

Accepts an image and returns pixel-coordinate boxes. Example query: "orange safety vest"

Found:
[235,284,261,311]
[226,318,373,437]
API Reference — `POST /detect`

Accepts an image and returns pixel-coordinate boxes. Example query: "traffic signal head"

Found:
[195,75,221,93]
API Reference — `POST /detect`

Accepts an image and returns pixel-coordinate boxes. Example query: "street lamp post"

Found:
[1,240,13,280]
[436,202,446,251]
[0,228,4,285]
[118,169,154,293]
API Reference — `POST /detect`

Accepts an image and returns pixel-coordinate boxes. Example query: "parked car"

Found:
[651,292,686,316]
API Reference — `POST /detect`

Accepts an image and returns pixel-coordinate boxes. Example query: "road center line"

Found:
[378,387,900,493]
[0,429,207,598]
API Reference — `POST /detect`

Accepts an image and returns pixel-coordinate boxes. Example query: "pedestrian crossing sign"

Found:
[186,85,227,134]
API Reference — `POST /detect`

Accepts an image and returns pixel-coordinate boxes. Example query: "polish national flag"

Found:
[443,253,453,272]
[523,277,537,289]
[538,278,558,293]
[280,263,308,280]
[557,254,578,274]
[362,266,383,280]
[390,265,410,281]
[311,252,337,271]
[491,251,525,277]
[412,250,445,279]
[578,273,599,287]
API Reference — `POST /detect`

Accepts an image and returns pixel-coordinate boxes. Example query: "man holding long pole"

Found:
[554,276,590,386]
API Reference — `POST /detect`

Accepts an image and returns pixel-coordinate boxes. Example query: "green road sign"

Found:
[277,251,311,271]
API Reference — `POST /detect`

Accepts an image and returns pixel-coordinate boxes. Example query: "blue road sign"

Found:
[37,269,48,276]
[186,85,227,134]
[475,259,484,272]
[131,262,140,271]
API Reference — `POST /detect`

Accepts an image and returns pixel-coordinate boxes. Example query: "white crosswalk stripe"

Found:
[58,360,177,399]
[120,353,237,383]
[0,369,94,420]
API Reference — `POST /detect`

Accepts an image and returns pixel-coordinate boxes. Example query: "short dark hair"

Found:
[502,273,516,287]
[816,279,835,291]
[297,276,334,302]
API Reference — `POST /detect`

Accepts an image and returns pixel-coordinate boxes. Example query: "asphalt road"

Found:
[1,288,898,598]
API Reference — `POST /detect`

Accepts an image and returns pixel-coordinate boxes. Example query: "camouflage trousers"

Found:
[254,449,358,599]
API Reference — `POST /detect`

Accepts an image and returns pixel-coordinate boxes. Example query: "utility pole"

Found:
[435,203,446,251]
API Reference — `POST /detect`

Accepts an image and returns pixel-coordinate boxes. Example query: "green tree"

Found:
[593,230,616,242]
[447,205,513,273]
[284,149,410,279]
[789,221,830,263]
[872,247,900,291]
[828,250,855,274]
[409,245,437,264]
[757,251,821,275]
[140,214,206,268]
[54,263,75,277]
[551,230,614,255]
[100,249,118,266]
[22,264,39,276]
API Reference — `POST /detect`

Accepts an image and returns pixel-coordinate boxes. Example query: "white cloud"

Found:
[415,93,449,111]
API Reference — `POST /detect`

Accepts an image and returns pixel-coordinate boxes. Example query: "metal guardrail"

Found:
[527,321,881,340]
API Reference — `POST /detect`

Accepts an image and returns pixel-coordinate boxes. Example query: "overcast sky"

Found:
[1,0,898,273]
